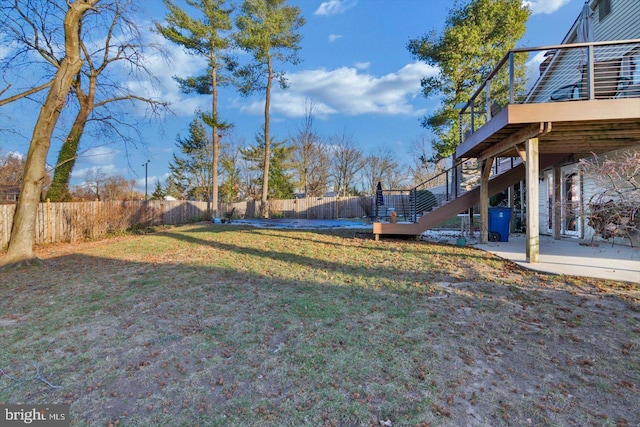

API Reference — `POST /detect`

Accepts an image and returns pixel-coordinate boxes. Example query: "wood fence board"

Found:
[0,196,373,248]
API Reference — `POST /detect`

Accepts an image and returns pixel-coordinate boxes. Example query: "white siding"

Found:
[538,171,548,235]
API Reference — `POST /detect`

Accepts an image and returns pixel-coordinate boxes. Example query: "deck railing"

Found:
[459,39,640,144]
[375,157,522,223]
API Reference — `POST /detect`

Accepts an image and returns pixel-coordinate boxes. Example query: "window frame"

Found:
[598,0,611,22]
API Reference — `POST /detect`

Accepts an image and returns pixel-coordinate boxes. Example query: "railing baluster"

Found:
[587,45,595,100]
[508,52,514,104]
[486,78,492,121]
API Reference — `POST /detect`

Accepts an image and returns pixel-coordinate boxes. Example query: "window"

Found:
[598,0,611,21]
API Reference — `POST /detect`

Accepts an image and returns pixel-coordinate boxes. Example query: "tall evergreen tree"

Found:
[164,179,184,200]
[150,181,166,200]
[408,0,530,160]
[235,0,304,217]
[240,133,294,200]
[168,118,213,201]
[155,0,234,216]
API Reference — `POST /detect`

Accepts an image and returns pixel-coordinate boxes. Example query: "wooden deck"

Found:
[456,98,640,160]
[375,40,640,261]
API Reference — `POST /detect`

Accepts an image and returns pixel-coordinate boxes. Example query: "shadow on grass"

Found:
[0,249,448,425]
[1,226,637,426]
[158,223,509,279]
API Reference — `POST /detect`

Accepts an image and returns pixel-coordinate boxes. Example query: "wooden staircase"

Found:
[373,155,566,239]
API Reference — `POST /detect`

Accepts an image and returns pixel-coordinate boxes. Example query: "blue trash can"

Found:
[488,207,512,242]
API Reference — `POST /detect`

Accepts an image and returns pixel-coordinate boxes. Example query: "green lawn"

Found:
[1,224,638,426]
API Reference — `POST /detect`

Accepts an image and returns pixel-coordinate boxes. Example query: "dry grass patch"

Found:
[1,223,639,426]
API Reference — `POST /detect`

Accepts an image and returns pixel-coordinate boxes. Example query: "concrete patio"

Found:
[420,230,639,283]
[473,234,640,284]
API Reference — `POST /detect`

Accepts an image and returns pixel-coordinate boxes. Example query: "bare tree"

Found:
[71,170,140,201]
[0,0,60,107]
[408,134,449,186]
[290,99,329,197]
[76,168,107,200]
[219,133,244,203]
[306,143,330,197]
[1,1,168,202]
[1,0,99,268]
[329,131,364,197]
[45,0,169,202]
[102,175,135,200]
[362,147,406,195]
[0,152,26,187]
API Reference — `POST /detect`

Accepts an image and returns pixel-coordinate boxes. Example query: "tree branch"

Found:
[0,80,52,106]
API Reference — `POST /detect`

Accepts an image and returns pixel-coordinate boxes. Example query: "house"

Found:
[373,0,640,261]
[0,185,20,204]
[529,0,639,247]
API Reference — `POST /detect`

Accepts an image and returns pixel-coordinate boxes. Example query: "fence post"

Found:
[46,198,52,243]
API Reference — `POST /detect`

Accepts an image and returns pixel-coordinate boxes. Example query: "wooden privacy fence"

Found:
[0,195,374,248]
[0,200,210,248]
[220,195,372,220]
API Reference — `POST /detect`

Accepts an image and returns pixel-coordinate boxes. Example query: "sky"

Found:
[0,0,588,194]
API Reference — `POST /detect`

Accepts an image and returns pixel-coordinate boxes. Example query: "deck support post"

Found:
[526,138,540,263]
[480,157,494,244]
[508,185,515,232]
[553,166,562,239]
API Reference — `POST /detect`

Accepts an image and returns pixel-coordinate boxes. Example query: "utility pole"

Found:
[143,160,150,200]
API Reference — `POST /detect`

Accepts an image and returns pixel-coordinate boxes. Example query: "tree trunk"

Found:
[1,0,97,268]
[46,76,94,202]
[211,50,219,219]
[261,56,273,219]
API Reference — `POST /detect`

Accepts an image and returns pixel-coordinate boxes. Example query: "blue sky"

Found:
[0,0,587,193]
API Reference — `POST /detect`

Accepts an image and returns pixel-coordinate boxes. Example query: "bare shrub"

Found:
[359,196,372,219]
[579,150,640,245]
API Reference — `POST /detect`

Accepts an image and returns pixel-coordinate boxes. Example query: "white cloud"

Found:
[354,62,370,70]
[79,146,120,165]
[238,61,437,119]
[0,45,12,61]
[119,30,210,117]
[524,0,571,15]
[4,151,24,160]
[72,164,120,181]
[328,34,343,42]
[315,0,357,16]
